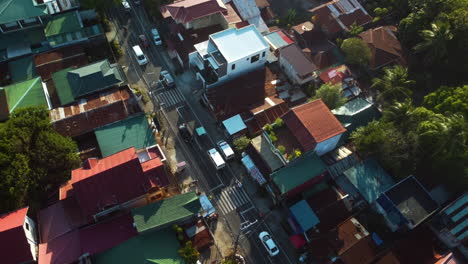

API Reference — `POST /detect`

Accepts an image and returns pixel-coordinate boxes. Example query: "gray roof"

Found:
[280,44,317,77]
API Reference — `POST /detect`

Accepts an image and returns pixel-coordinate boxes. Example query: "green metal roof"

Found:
[44,11,82,37]
[47,24,103,47]
[332,98,381,140]
[342,158,395,203]
[0,0,48,24]
[94,228,184,264]
[132,191,201,233]
[0,26,46,50]
[8,56,37,82]
[271,151,327,195]
[1,77,47,113]
[95,114,156,158]
[52,59,123,106]
[289,200,320,232]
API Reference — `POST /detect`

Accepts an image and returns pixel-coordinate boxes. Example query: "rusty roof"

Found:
[51,86,140,138]
[245,96,289,135]
[282,99,346,152]
[34,45,88,80]
[160,0,227,24]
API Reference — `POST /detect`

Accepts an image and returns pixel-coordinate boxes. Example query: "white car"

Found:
[151,28,162,45]
[259,231,279,256]
[132,45,148,65]
[207,148,225,170]
[160,70,175,87]
[122,1,131,11]
[217,140,234,160]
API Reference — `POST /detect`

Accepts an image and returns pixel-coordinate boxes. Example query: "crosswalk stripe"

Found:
[213,185,250,215]
[220,190,235,212]
[237,188,250,204]
[229,188,243,208]
[216,194,232,214]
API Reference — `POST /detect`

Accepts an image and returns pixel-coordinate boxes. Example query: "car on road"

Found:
[178,123,192,143]
[259,231,279,256]
[132,45,148,65]
[151,28,162,45]
[122,0,131,12]
[217,140,234,160]
[160,70,175,88]
[207,148,225,170]
[139,34,149,49]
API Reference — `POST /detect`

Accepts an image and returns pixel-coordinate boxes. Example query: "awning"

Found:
[199,194,216,217]
[222,114,247,135]
[241,154,266,185]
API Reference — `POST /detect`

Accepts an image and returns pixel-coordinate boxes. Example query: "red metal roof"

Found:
[38,213,137,264]
[160,0,227,24]
[0,207,33,264]
[60,147,168,220]
[282,99,346,152]
[319,64,351,84]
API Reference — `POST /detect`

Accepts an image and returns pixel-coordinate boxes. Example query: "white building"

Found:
[189,25,269,87]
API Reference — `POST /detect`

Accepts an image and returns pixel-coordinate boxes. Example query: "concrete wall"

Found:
[221,48,268,82]
[187,12,228,30]
[23,216,38,261]
[315,133,342,156]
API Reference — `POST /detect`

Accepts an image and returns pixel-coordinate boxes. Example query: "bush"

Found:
[110,40,123,58]
[277,145,286,154]
[274,118,284,128]
[133,89,142,96]
[142,92,150,104]
[372,17,381,23]
[233,136,251,152]
[100,15,111,32]
[178,241,200,264]
[269,131,278,143]
[264,123,273,133]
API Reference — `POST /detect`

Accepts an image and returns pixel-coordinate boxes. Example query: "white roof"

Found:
[219,141,234,157]
[208,148,225,165]
[222,114,247,135]
[210,25,268,63]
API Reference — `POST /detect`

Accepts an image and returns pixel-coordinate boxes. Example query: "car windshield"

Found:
[271,247,278,252]
[263,235,271,241]
[137,55,145,60]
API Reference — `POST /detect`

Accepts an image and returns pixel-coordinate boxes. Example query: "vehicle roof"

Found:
[132,45,143,54]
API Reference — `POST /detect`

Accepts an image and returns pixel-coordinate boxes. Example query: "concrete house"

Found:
[279,43,318,85]
[0,207,39,264]
[189,25,269,87]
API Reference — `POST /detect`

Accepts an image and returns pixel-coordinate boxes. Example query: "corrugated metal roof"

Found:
[2,77,48,113]
[8,56,37,82]
[95,114,156,158]
[0,0,47,24]
[44,11,82,37]
[0,207,32,264]
[280,43,317,76]
[290,200,320,232]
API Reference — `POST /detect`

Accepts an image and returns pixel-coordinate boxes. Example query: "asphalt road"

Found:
[106,2,293,263]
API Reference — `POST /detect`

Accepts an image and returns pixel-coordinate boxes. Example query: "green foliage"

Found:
[277,145,286,154]
[233,136,251,152]
[274,118,284,128]
[374,7,389,16]
[178,241,200,264]
[269,131,278,143]
[348,22,364,37]
[141,91,150,104]
[413,22,454,65]
[0,107,80,212]
[312,83,347,110]
[110,40,123,58]
[372,17,381,23]
[305,83,316,97]
[371,65,415,103]
[264,124,273,133]
[423,85,468,118]
[340,38,372,66]
[278,9,300,28]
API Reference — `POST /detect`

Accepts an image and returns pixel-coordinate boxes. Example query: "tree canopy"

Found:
[340,38,372,66]
[371,65,415,103]
[312,83,347,110]
[0,107,80,213]
[423,85,468,118]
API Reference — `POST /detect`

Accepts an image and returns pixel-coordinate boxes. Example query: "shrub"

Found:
[269,131,278,142]
[372,17,381,23]
[274,118,284,127]
[277,145,286,154]
[233,136,251,152]
[110,40,123,58]
[264,123,273,133]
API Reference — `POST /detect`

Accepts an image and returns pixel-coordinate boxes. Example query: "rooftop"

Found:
[44,11,82,37]
[280,43,317,77]
[0,207,32,264]
[94,228,184,264]
[282,99,346,152]
[222,114,247,135]
[132,191,201,233]
[8,56,37,82]
[0,77,49,118]
[245,96,289,135]
[0,0,48,24]
[342,158,395,203]
[289,200,320,232]
[264,30,294,51]
[210,25,269,63]
[359,26,405,69]
[94,113,156,158]
[160,0,227,24]
[271,151,327,195]
[34,45,88,80]
[440,193,467,243]
[0,207,28,232]
[249,134,285,173]
[319,64,351,84]
[52,59,124,106]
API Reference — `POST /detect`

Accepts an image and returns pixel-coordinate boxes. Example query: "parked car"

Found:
[259,232,279,256]
[178,123,191,143]
[139,34,149,49]
[122,0,131,12]
[151,28,162,45]
[160,70,175,88]
[132,45,148,65]
[217,140,234,160]
[207,148,225,170]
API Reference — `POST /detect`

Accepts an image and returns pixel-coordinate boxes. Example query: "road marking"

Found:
[155,89,185,109]
[214,185,249,215]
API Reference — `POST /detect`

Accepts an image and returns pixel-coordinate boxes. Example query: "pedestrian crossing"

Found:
[154,88,185,110]
[213,185,250,215]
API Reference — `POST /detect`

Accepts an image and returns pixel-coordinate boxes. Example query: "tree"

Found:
[413,22,454,65]
[312,83,347,110]
[178,241,200,264]
[340,38,372,66]
[348,22,364,37]
[233,136,251,152]
[382,99,415,132]
[423,85,468,118]
[371,65,415,103]
[0,107,80,212]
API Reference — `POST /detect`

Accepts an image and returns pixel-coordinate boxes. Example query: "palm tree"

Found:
[383,99,414,130]
[413,22,454,65]
[371,65,415,103]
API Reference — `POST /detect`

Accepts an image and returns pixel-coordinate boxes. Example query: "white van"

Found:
[217,140,234,160]
[132,45,148,65]
[207,148,225,170]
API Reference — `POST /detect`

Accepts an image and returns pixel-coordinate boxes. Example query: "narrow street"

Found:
[106,2,295,263]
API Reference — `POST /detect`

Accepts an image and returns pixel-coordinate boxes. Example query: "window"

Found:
[232,64,236,70]
[262,51,266,58]
[251,54,260,63]
[25,223,30,231]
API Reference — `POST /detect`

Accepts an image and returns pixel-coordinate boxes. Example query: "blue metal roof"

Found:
[222,114,247,135]
[289,200,319,232]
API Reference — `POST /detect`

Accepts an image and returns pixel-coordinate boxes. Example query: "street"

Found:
[106,2,294,263]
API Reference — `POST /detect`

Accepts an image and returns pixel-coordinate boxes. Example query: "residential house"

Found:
[189,25,269,87]
[359,26,406,70]
[243,96,289,135]
[270,151,327,200]
[279,43,318,85]
[0,76,52,120]
[376,176,439,232]
[51,59,125,106]
[0,207,38,264]
[289,200,321,240]
[255,0,276,23]
[263,30,294,54]
[222,114,248,138]
[59,146,169,222]
[33,45,88,81]
[319,65,361,99]
[308,0,372,37]
[290,21,341,69]
[332,98,381,141]
[282,99,347,156]
[430,193,468,259]
[229,0,268,33]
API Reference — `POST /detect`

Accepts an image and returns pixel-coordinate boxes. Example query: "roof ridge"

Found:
[9,77,41,112]
[0,0,14,16]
